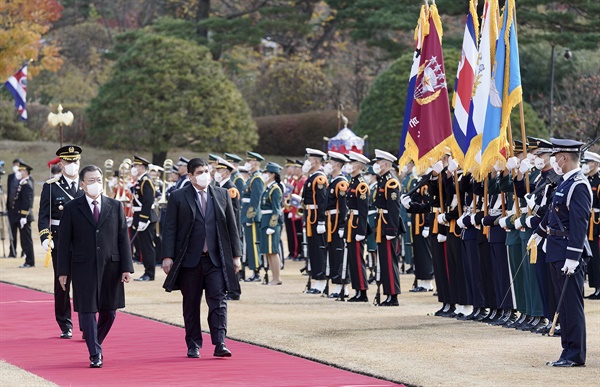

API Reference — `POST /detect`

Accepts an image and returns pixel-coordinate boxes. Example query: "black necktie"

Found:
[70,181,76,195]
[92,200,100,223]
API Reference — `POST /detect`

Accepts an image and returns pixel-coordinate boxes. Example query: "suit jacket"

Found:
[12,177,34,223]
[162,184,241,292]
[57,195,134,313]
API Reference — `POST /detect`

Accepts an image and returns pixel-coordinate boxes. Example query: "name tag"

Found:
[556,192,564,197]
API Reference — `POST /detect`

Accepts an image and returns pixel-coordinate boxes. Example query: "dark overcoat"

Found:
[57,195,134,313]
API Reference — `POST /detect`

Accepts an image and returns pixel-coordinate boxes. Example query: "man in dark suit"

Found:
[6,158,24,258]
[12,162,35,268]
[162,158,241,359]
[57,165,134,368]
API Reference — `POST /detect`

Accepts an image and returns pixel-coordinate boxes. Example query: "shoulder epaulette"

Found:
[228,187,240,199]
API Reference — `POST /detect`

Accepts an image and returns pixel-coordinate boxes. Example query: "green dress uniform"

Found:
[241,169,265,274]
[260,181,283,254]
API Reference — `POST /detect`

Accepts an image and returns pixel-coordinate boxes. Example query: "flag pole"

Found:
[506,121,520,220]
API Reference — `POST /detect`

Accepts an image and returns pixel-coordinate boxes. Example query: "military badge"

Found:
[317,184,324,189]
[59,205,64,211]
[391,192,398,200]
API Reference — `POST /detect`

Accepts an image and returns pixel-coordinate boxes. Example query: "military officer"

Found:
[364,165,379,283]
[131,155,158,281]
[344,151,371,302]
[291,160,307,261]
[373,150,402,306]
[13,162,35,268]
[324,151,349,298]
[175,157,190,190]
[38,145,84,338]
[259,162,284,285]
[224,153,246,195]
[241,151,265,282]
[531,139,592,367]
[283,159,298,261]
[581,151,600,299]
[302,148,328,294]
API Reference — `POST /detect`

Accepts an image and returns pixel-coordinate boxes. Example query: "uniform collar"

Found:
[562,167,581,182]
[219,178,230,187]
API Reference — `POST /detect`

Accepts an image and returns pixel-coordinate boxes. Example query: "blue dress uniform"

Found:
[405,180,433,291]
[582,151,600,297]
[344,152,371,301]
[131,156,157,281]
[365,168,378,255]
[400,171,417,270]
[259,166,283,255]
[535,139,592,367]
[240,151,265,280]
[373,150,402,306]
[38,145,84,337]
[12,163,35,268]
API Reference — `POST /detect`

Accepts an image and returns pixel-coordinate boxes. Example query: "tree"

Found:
[87,32,258,163]
[0,0,64,80]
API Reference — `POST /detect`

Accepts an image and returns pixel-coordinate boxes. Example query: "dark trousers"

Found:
[535,248,557,319]
[179,256,227,350]
[244,223,261,272]
[588,237,600,288]
[328,232,347,284]
[284,215,299,257]
[447,232,467,305]
[348,240,367,291]
[80,310,116,356]
[479,237,496,309]
[549,261,586,365]
[431,234,450,304]
[306,221,327,280]
[8,216,19,256]
[507,242,526,312]
[138,223,156,279]
[16,221,34,266]
[377,238,400,295]
[490,243,513,310]
[462,238,486,308]
[413,234,433,280]
[51,238,73,332]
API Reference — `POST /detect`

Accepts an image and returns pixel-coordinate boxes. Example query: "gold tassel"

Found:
[527,238,538,264]
[44,235,53,268]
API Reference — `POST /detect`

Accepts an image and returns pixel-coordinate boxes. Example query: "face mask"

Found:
[243,162,252,171]
[552,156,565,176]
[261,173,270,182]
[323,163,333,175]
[401,165,408,174]
[130,167,139,177]
[302,160,312,173]
[85,182,102,198]
[581,164,591,175]
[12,165,19,174]
[372,163,381,175]
[534,157,545,170]
[15,171,23,180]
[64,163,79,177]
[411,166,417,175]
[343,164,354,174]
[195,172,211,187]
[54,174,62,179]
[527,153,535,162]
[363,175,372,185]
[214,172,223,183]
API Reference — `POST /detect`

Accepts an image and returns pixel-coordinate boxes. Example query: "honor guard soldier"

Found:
[283,159,298,261]
[290,160,307,261]
[344,151,371,302]
[530,138,592,367]
[13,162,35,268]
[241,151,265,282]
[581,151,600,299]
[175,157,191,190]
[324,151,349,298]
[208,154,220,185]
[131,155,158,281]
[260,162,284,285]
[302,148,329,294]
[363,165,378,283]
[372,150,402,306]
[224,153,246,195]
[38,145,84,338]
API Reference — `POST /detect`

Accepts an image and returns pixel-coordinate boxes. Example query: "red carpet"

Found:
[0,282,399,386]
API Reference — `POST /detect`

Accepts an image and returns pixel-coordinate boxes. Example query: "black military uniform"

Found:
[38,145,84,338]
[582,151,600,299]
[131,155,157,281]
[13,162,34,268]
[6,158,24,258]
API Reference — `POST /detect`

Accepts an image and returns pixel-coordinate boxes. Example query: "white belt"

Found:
[51,219,60,226]
[350,210,359,215]
[241,198,251,203]
[261,210,273,214]
[368,210,377,215]
[326,209,338,215]
[377,209,388,214]
[305,204,318,209]
[489,209,502,216]
[594,208,600,213]
[133,206,142,212]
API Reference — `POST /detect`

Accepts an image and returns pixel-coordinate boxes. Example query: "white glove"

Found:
[448,158,459,173]
[386,235,395,240]
[519,159,532,174]
[499,216,508,229]
[437,234,447,243]
[316,223,326,234]
[525,216,534,229]
[457,216,465,229]
[432,161,443,174]
[42,239,54,252]
[338,229,344,238]
[355,234,365,241]
[437,213,446,225]
[493,160,505,172]
[246,222,252,227]
[422,227,430,238]
[266,228,275,235]
[562,259,580,275]
[514,217,523,230]
[401,194,411,209]
[528,233,542,248]
[505,157,519,171]
[470,214,477,226]
[126,217,133,227]
[137,221,149,232]
[288,212,293,219]
[407,221,412,227]
[525,193,536,211]
[19,218,27,229]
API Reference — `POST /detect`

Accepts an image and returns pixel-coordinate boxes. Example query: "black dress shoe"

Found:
[213,343,232,357]
[187,347,200,358]
[546,359,585,367]
[588,293,600,300]
[409,286,428,293]
[434,305,447,316]
[328,292,340,299]
[225,293,240,301]
[134,275,153,281]
[90,353,103,368]
[244,273,261,282]
[304,288,322,294]
[528,317,549,332]
[379,297,399,306]
[18,263,34,268]
[60,329,72,339]
[347,295,368,302]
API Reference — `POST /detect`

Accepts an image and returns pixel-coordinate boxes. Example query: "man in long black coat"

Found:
[161,158,241,359]
[58,165,133,368]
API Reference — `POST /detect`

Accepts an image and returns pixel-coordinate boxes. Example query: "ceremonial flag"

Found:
[479,0,522,178]
[4,65,28,120]
[401,3,453,173]
[448,0,479,166]
[464,0,499,176]
[399,4,426,162]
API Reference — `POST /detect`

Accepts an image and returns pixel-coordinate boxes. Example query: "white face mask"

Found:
[261,173,270,182]
[243,162,252,171]
[527,153,535,162]
[551,156,565,176]
[15,171,23,180]
[12,165,19,174]
[343,164,354,174]
[372,163,381,175]
[54,174,62,179]
[363,175,372,185]
[534,156,545,170]
[411,166,417,175]
[323,163,333,175]
[302,160,312,174]
[214,171,223,183]
[581,164,591,175]
[195,172,211,187]
[130,167,139,177]
[64,163,79,177]
[85,182,102,198]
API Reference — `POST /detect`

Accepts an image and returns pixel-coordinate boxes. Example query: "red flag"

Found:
[403,4,452,172]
